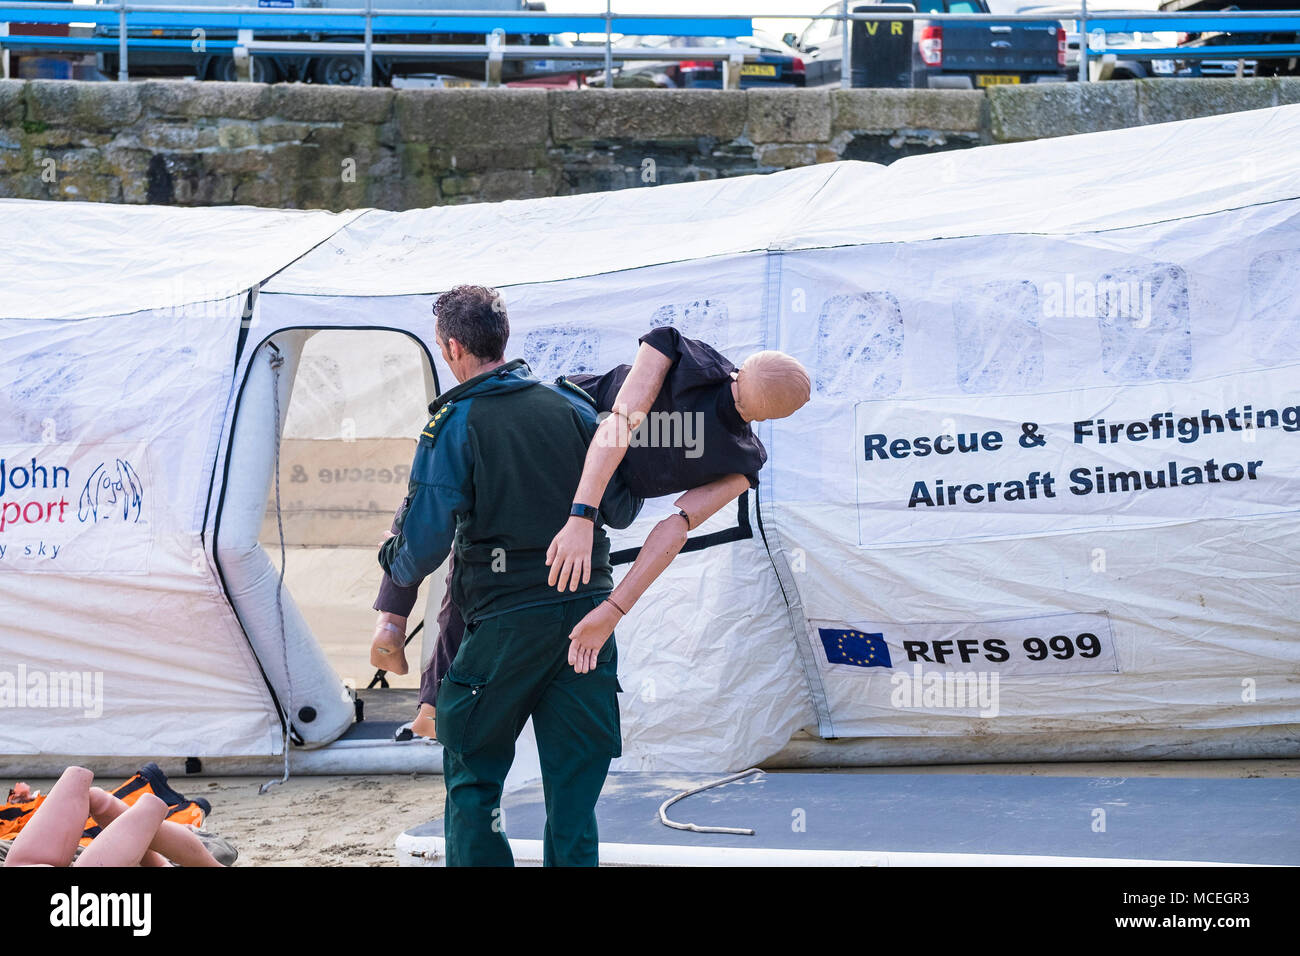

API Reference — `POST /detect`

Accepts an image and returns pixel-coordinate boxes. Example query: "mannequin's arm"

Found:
[568,472,751,673]
[574,342,671,506]
[612,473,750,611]
[548,342,673,591]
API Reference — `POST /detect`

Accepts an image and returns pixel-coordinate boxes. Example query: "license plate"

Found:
[741,64,778,77]
[530,60,585,72]
[976,74,1020,86]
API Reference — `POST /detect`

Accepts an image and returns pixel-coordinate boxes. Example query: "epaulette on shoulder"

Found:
[419,401,455,446]
[554,376,596,407]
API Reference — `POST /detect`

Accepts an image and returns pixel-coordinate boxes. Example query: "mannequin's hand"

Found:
[546,516,594,593]
[567,601,621,674]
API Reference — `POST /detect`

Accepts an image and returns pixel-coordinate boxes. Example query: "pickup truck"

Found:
[791,0,1067,88]
[1017,5,1183,81]
[1160,0,1296,77]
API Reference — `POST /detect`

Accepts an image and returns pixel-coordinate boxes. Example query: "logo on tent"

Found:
[818,628,892,668]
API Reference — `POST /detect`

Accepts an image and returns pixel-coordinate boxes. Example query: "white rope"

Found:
[657,768,763,836]
[259,344,292,796]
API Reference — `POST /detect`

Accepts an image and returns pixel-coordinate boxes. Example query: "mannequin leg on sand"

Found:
[3,765,91,866]
[4,770,217,867]
[74,794,169,867]
[86,787,223,867]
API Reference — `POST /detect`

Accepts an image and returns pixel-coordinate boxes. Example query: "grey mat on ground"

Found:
[338,719,410,741]
[353,687,421,723]
[402,771,1300,864]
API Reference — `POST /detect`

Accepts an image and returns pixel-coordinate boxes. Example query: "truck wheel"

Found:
[313,55,372,85]
[210,56,279,83]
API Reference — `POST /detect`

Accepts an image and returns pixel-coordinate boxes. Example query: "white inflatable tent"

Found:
[2,104,1298,775]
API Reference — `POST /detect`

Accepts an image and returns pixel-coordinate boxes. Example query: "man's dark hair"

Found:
[434,285,508,362]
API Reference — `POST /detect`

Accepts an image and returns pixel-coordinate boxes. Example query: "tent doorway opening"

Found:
[262,329,436,700]
[215,327,443,756]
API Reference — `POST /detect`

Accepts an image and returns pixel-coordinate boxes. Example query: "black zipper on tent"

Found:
[199,287,258,550]
[207,323,441,741]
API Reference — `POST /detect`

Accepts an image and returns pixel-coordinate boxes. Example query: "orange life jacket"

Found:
[0,763,209,846]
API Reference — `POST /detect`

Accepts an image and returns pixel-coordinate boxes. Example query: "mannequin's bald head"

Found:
[732,351,811,423]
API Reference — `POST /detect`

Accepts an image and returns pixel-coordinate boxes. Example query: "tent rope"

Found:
[259,344,293,796]
[657,768,762,836]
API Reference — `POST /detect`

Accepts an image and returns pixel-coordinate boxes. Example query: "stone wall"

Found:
[0,77,1296,210]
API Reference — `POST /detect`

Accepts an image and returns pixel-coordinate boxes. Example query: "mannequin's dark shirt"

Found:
[566,325,766,499]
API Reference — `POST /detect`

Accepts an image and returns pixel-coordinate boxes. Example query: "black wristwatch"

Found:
[570,503,599,522]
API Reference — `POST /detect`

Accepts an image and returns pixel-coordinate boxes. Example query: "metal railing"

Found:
[0,4,766,86]
[2,4,1299,88]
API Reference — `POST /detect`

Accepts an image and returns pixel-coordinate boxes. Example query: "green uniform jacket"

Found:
[378,359,642,623]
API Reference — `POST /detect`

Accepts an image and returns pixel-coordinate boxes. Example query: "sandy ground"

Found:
[18,758,1296,866]
[17,772,447,867]
[192,774,447,866]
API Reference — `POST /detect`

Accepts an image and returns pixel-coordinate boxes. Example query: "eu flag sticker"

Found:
[818,628,892,668]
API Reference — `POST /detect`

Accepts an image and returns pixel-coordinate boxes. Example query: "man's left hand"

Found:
[567,601,621,674]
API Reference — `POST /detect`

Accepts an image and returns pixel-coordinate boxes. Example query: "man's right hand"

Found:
[546,515,594,592]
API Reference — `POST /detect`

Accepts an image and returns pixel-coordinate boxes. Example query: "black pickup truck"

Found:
[1161,0,1299,77]
[792,0,1067,88]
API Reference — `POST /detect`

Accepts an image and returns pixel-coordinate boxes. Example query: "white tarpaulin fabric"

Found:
[2,103,1298,765]
[261,164,842,299]
[765,110,1300,740]
[0,208,359,758]
[0,201,361,321]
[0,299,284,757]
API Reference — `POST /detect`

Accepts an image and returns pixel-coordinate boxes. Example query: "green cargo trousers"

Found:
[436,594,621,867]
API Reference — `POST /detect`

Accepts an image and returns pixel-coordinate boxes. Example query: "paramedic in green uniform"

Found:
[378,285,641,868]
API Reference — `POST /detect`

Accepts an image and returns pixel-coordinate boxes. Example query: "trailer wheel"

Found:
[313,55,382,86]
[209,55,280,84]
